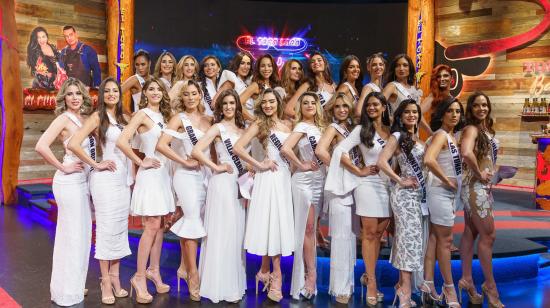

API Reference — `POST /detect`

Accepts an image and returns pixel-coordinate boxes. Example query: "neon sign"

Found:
[236,35,309,54]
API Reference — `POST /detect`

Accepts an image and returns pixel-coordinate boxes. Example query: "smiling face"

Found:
[237,55,252,79]
[437,69,452,89]
[135,55,150,77]
[346,59,361,81]
[442,101,461,129]
[37,31,48,47]
[395,57,410,80]
[369,56,385,79]
[260,92,278,117]
[365,96,386,120]
[259,57,273,80]
[289,61,303,82]
[160,55,174,76]
[300,95,318,120]
[471,95,490,121]
[221,94,237,120]
[144,81,163,106]
[183,57,197,79]
[400,103,420,129]
[64,84,83,112]
[310,54,325,73]
[182,84,201,111]
[332,97,350,122]
[203,58,220,79]
[103,81,120,108]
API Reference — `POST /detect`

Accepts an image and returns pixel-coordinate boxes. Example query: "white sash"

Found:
[331,123,361,166]
[393,81,412,99]
[108,114,134,186]
[367,82,381,93]
[218,124,247,176]
[306,132,323,166]
[180,114,199,146]
[396,132,428,215]
[489,136,498,165]
[65,112,96,171]
[344,82,359,104]
[142,108,165,129]
[446,131,462,209]
[269,132,289,166]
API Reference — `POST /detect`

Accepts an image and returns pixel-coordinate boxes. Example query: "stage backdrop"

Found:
[134,0,407,81]
[15,0,108,181]
[435,0,550,188]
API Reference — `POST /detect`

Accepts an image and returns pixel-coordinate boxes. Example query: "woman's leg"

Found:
[99,260,113,299]
[135,216,161,293]
[303,205,317,291]
[460,211,478,283]
[361,216,388,298]
[433,224,458,303]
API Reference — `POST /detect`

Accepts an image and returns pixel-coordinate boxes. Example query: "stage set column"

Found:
[0,0,24,205]
[106,0,134,113]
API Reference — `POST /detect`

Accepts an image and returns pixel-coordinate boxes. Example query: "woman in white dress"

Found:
[336,55,363,107]
[281,92,327,300]
[234,88,294,303]
[191,89,248,303]
[169,55,199,108]
[239,54,281,120]
[285,51,335,117]
[279,59,304,105]
[121,49,151,113]
[198,55,222,116]
[153,51,176,90]
[377,99,426,308]
[382,54,423,117]
[35,78,93,306]
[68,77,132,305]
[116,77,175,304]
[213,51,253,103]
[356,53,386,117]
[327,91,391,306]
[316,93,358,304]
[156,79,212,301]
[422,98,464,307]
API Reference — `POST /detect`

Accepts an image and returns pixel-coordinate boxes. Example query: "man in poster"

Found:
[59,25,101,88]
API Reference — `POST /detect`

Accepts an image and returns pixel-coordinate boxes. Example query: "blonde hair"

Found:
[175,79,204,114]
[55,78,93,116]
[325,92,354,123]
[175,55,199,81]
[254,88,284,150]
[294,91,327,132]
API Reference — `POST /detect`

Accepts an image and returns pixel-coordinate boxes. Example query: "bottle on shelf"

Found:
[523,98,530,116]
[542,98,548,116]
[532,98,539,116]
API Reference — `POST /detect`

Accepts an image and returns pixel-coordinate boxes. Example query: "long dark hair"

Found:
[97,77,127,146]
[213,89,245,129]
[252,54,280,89]
[465,91,495,161]
[429,97,465,133]
[26,27,59,72]
[306,51,334,92]
[228,51,254,80]
[359,92,390,148]
[388,54,415,86]
[338,55,363,95]
[390,99,421,157]
[198,55,222,92]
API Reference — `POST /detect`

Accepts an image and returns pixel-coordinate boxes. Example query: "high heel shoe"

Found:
[267,273,283,302]
[458,278,483,304]
[300,269,317,300]
[359,273,377,306]
[394,282,416,307]
[100,277,115,305]
[441,283,461,308]
[145,267,170,294]
[420,280,441,305]
[392,286,412,308]
[183,271,201,302]
[108,273,128,298]
[130,274,153,304]
[335,294,350,304]
[481,283,505,308]
[255,270,270,295]
[176,268,188,293]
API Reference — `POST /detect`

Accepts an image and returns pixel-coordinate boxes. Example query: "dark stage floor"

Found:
[1,188,550,307]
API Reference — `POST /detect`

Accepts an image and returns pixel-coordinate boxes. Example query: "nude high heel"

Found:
[100,277,115,305]
[420,280,441,305]
[267,273,283,302]
[145,267,170,294]
[130,274,153,304]
[255,270,270,295]
[108,273,128,298]
[176,268,187,293]
[481,283,505,308]
[458,278,483,304]
[360,273,378,306]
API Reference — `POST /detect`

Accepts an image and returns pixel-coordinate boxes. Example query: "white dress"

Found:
[130,108,175,216]
[244,130,295,256]
[317,84,335,107]
[169,113,210,239]
[389,81,423,116]
[200,78,216,116]
[50,112,92,306]
[343,82,359,105]
[218,69,252,113]
[90,114,132,260]
[131,74,146,112]
[289,122,326,299]
[199,123,247,303]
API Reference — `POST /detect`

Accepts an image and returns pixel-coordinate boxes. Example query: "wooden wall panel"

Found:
[436,0,550,188]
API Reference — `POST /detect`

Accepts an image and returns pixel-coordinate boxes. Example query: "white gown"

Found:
[131,74,146,112]
[200,78,216,116]
[50,112,92,306]
[389,81,423,116]
[130,108,175,216]
[199,123,247,303]
[169,113,210,239]
[90,114,132,260]
[324,123,359,297]
[244,130,295,256]
[218,70,252,113]
[290,122,326,299]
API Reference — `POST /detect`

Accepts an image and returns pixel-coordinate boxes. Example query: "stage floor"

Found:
[1,188,550,307]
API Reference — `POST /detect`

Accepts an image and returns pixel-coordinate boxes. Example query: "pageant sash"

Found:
[367,82,381,93]
[490,136,498,165]
[108,114,134,186]
[180,114,199,146]
[64,112,96,171]
[332,123,361,166]
[219,124,247,176]
[397,134,428,215]
[307,131,323,166]
[269,132,289,166]
[446,132,462,209]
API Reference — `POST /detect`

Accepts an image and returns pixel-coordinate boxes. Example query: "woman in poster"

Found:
[26,26,66,90]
